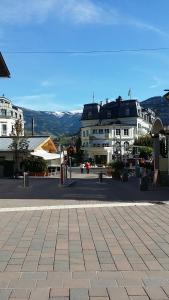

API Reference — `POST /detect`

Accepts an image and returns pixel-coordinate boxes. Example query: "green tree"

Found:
[133,134,153,159]
[134,134,153,147]
[8,120,29,175]
[23,156,47,173]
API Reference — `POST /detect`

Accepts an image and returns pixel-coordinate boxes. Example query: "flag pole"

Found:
[128,88,132,100]
[92,91,95,103]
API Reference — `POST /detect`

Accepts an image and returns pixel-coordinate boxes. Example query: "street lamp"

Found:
[58,144,64,185]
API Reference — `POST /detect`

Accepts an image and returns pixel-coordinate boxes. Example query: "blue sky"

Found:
[1,0,169,111]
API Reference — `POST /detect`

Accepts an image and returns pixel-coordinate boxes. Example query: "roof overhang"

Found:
[30,149,61,160]
[0,52,10,78]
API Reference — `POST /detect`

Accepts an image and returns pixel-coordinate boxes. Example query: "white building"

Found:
[0,96,24,136]
[81,97,155,165]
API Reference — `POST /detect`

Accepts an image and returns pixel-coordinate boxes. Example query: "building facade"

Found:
[81,97,155,165]
[0,96,24,136]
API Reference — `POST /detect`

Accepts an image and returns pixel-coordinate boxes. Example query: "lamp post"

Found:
[58,144,64,185]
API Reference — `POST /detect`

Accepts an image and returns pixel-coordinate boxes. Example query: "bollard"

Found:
[98,172,103,183]
[23,172,29,187]
[140,175,149,191]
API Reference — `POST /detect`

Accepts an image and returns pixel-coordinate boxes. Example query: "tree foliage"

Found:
[134,134,153,147]
[8,120,29,173]
[23,156,47,173]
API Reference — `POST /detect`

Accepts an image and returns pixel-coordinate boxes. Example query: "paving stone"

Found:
[50,288,69,297]
[89,288,108,297]
[10,288,31,298]
[8,279,36,289]
[108,287,130,300]
[90,278,117,288]
[117,278,143,287]
[63,279,90,288]
[0,289,12,300]
[90,297,109,300]
[70,288,89,300]
[144,286,169,300]
[29,288,50,300]
[126,287,146,296]
[21,272,47,280]
[129,297,150,300]
[49,297,69,300]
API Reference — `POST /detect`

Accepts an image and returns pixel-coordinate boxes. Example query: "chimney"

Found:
[106,98,109,104]
[116,96,122,103]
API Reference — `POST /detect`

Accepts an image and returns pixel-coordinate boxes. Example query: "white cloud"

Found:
[13,93,59,111]
[0,0,168,39]
[13,93,83,111]
[149,76,168,89]
[40,80,54,87]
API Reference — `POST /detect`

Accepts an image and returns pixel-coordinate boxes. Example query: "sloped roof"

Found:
[0,136,53,151]
[0,52,10,78]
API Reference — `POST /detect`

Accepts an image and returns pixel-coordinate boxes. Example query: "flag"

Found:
[128,88,131,97]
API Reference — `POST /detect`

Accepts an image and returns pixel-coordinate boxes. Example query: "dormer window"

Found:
[107,111,111,118]
[88,112,92,118]
[125,108,130,116]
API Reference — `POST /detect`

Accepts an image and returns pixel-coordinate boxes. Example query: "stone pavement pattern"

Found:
[0,204,169,299]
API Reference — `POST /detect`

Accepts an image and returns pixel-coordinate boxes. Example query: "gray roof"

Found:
[81,99,144,121]
[0,136,50,151]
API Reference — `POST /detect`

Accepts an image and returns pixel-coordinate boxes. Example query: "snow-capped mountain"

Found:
[21,107,82,137]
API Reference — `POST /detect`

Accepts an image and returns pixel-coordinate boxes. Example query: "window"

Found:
[93,129,97,134]
[2,124,7,135]
[105,128,109,133]
[125,108,130,116]
[107,111,111,118]
[124,142,129,151]
[99,129,103,134]
[88,112,92,118]
[15,112,17,118]
[115,142,121,152]
[1,109,6,116]
[116,129,120,135]
[86,130,89,136]
[11,111,13,117]
[83,131,85,137]
[124,129,129,136]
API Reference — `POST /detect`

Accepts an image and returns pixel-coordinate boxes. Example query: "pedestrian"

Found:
[85,162,90,174]
[80,163,85,174]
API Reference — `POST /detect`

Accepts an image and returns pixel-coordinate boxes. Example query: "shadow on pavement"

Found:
[0,177,168,203]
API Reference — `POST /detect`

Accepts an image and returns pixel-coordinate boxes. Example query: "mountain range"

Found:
[22,107,82,137]
[22,96,169,137]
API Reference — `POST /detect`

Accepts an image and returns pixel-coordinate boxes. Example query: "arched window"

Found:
[124,141,129,151]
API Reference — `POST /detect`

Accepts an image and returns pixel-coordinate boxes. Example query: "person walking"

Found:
[85,162,90,174]
[80,163,85,174]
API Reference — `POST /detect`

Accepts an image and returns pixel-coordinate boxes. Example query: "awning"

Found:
[30,149,61,160]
